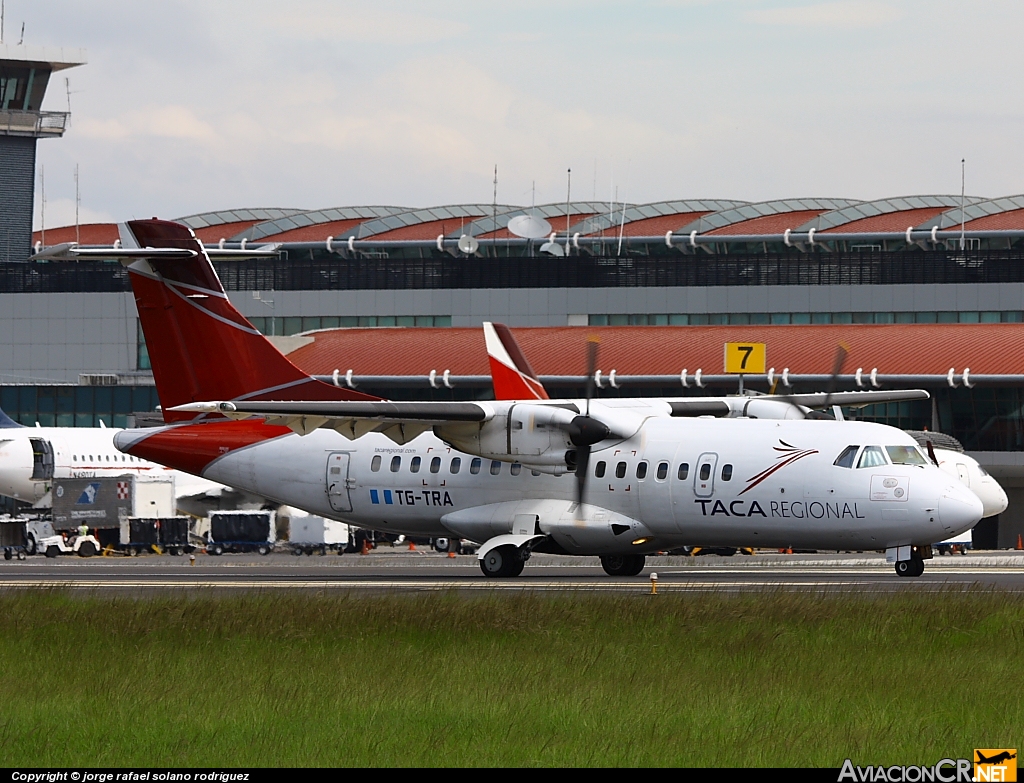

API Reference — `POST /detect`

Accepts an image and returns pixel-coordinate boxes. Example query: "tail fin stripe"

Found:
[135,265,263,336]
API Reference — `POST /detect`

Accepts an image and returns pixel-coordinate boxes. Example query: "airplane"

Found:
[0,406,234,519]
[110,218,984,578]
[485,322,1009,520]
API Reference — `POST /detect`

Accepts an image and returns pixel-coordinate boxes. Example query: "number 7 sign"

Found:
[724,342,766,374]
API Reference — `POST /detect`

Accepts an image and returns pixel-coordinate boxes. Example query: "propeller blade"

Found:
[574,443,591,514]
[925,439,939,467]
[585,336,599,412]
[822,342,850,409]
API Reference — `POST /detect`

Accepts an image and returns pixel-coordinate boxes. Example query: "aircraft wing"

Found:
[171,400,496,443]
[777,389,930,408]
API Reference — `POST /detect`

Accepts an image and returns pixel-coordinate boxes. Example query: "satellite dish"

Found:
[507,214,552,239]
[457,234,479,254]
[539,242,565,257]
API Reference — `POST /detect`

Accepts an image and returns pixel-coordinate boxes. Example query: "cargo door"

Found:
[29,439,54,480]
[326,452,353,512]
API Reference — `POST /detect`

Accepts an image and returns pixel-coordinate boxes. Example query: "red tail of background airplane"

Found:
[483,321,549,400]
[120,219,380,422]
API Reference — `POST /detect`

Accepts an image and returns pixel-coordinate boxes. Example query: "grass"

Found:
[0,589,1021,767]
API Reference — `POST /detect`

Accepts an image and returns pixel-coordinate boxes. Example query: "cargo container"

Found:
[117,516,194,556]
[51,476,174,531]
[288,515,349,555]
[207,510,276,555]
[0,517,28,560]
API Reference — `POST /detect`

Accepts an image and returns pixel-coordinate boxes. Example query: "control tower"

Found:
[0,44,86,262]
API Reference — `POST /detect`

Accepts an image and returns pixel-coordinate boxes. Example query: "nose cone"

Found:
[980,481,1009,518]
[940,484,984,538]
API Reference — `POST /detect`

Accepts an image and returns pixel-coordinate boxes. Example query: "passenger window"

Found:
[857,446,888,468]
[657,462,669,480]
[371,455,381,472]
[834,446,859,468]
[390,456,401,472]
[636,461,648,479]
[510,463,522,476]
[410,456,421,473]
[615,462,627,479]
[699,463,711,481]
[885,445,928,465]
[450,457,461,474]
[73,455,77,462]
[430,457,441,473]
[470,457,482,475]
[490,460,501,475]
[595,461,606,478]
[678,463,689,480]
[722,464,733,481]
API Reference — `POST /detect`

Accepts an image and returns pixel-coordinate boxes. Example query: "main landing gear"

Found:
[600,554,646,576]
[895,554,925,577]
[479,545,526,578]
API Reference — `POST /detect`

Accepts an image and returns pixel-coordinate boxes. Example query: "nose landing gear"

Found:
[894,554,925,577]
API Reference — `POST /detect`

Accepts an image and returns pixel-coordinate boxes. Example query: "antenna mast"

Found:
[492,164,497,258]
[565,168,571,255]
[960,158,966,251]
[74,164,80,245]
[40,164,45,248]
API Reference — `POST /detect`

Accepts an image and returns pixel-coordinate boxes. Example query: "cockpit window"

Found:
[834,445,859,468]
[885,445,928,466]
[857,446,888,468]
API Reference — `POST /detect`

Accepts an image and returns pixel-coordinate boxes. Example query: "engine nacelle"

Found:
[435,402,577,466]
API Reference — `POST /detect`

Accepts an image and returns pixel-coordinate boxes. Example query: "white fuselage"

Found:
[120,416,983,555]
[0,426,220,505]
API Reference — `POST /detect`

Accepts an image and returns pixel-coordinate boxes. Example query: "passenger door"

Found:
[693,452,718,499]
[326,452,354,512]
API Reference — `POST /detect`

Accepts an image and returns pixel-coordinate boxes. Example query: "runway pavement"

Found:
[1,549,1023,593]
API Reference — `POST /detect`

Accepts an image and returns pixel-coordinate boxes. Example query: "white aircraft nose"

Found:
[981,482,1009,518]
[939,485,984,537]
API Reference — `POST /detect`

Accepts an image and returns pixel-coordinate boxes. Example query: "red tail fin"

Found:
[483,321,549,400]
[121,219,380,422]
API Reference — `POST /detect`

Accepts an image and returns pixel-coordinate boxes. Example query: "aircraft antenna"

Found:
[18,20,23,45]
[492,164,497,258]
[39,164,44,248]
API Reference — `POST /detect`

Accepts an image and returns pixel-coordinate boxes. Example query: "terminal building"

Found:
[3,39,1024,545]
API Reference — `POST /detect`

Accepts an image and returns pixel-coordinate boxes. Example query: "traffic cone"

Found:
[1016,534,1023,551]
[360,538,372,555]
[447,551,456,559]
[408,541,417,551]
[786,547,793,555]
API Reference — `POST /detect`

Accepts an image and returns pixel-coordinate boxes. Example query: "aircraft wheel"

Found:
[895,555,924,578]
[600,554,646,576]
[45,546,60,559]
[479,545,520,578]
[77,541,97,558]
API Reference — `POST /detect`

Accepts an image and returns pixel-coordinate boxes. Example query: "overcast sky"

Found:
[16,0,1024,229]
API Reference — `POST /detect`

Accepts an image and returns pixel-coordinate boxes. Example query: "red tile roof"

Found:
[707,210,826,236]
[478,214,596,240]
[32,223,119,245]
[822,206,947,233]
[287,324,1024,377]
[958,207,1024,231]
[257,218,367,242]
[589,212,712,238]
[372,216,485,241]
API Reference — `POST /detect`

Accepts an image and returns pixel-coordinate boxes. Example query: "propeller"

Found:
[775,342,850,419]
[569,336,604,514]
